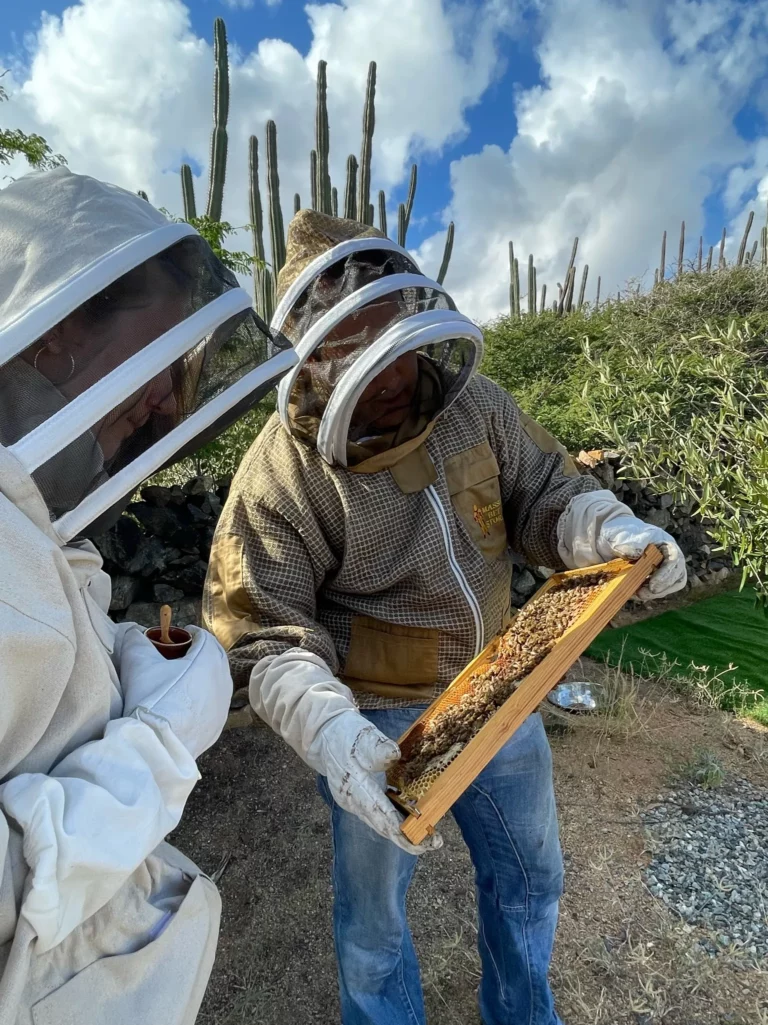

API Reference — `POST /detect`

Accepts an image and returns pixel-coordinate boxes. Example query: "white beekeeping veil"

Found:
[271,210,483,467]
[0,167,296,541]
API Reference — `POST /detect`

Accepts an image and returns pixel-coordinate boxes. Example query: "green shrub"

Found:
[480,308,611,451]
[584,319,768,602]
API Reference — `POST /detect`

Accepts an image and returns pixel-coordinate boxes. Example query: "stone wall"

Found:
[93,453,730,627]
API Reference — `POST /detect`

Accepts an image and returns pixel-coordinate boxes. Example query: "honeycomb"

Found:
[389,571,610,801]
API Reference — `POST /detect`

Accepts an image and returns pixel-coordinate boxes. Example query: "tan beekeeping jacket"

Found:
[205,376,597,709]
[205,209,598,708]
[0,447,219,1025]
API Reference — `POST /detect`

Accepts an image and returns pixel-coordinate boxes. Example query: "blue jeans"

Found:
[317,707,565,1025]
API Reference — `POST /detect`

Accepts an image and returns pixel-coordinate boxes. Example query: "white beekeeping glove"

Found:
[115,622,232,759]
[557,490,687,601]
[251,649,442,855]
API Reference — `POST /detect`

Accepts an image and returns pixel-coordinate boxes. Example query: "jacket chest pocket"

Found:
[444,442,508,563]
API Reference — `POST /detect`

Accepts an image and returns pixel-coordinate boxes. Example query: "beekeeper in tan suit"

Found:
[205,210,686,1025]
[0,167,296,1025]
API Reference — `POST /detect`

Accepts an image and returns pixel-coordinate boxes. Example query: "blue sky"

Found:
[3,0,768,319]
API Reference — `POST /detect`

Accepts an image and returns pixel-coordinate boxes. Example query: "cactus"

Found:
[564,265,576,313]
[749,240,758,265]
[540,283,546,314]
[659,229,667,282]
[402,164,417,244]
[559,238,578,313]
[436,222,454,285]
[707,246,714,273]
[653,268,659,288]
[294,193,301,215]
[737,210,754,266]
[508,242,515,318]
[513,258,521,319]
[697,235,703,273]
[344,155,358,220]
[248,134,272,322]
[552,299,558,313]
[332,186,339,218]
[595,276,601,307]
[533,266,537,314]
[397,203,407,247]
[266,120,286,278]
[315,60,332,215]
[180,163,197,220]
[677,221,685,280]
[357,62,376,226]
[310,149,318,210]
[762,226,768,267]
[719,227,726,268]
[206,17,229,223]
[378,190,387,236]
[577,264,589,309]
[527,255,534,316]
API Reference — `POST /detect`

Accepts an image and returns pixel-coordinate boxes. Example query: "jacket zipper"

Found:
[425,484,485,657]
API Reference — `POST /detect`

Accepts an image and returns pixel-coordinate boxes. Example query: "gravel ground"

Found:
[643,777,768,959]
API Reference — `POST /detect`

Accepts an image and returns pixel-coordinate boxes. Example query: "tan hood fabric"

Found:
[276,209,386,309]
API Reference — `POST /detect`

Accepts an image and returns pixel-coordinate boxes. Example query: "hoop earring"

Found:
[33,345,76,385]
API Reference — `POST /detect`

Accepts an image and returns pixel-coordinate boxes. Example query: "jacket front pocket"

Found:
[343,615,439,687]
[31,874,220,1025]
[444,442,508,563]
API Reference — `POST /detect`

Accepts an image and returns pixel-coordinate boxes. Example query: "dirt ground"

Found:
[172,659,768,1025]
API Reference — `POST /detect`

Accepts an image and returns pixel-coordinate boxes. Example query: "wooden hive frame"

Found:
[387,545,663,844]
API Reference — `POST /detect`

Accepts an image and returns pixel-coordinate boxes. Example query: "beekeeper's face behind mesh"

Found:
[274,247,484,466]
[26,252,188,462]
[0,182,295,545]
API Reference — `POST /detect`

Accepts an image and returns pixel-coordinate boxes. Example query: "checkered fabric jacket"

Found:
[204,372,599,709]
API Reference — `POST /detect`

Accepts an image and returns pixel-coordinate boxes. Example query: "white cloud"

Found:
[221,0,256,9]
[3,0,508,270]
[415,0,768,319]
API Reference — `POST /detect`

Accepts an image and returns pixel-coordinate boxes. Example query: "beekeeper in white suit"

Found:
[0,167,296,1025]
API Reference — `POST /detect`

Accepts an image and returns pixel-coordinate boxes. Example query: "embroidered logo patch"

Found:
[472,499,503,537]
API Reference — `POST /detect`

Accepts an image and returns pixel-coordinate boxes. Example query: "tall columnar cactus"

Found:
[357,62,376,226]
[533,266,537,313]
[677,221,685,280]
[659,229,667,282]
[180,163,197,220]
[697,235,703,273]
[749,240,758,264]
[762,226,768,267]
[540,283,547,314]
[248,134,272,322]
[595,276,601,307]
[707,246,714,273]
[527,255,535,316]
[508,242,515,318]
[344,155,358,220]
[513,258,521,319]
[737,210,754,266]
[315,60,332,215]
[332,186,339,218]
[402,165,417,243]
[266,120,286,279]
[378,190,387,236]
[436,222,455,285]
[310,149,318,210]
[397,203,407,246]
[577,264,589,309]
[206,17,229,223]
[558,238,578,313]
[294,193,301,215]
[719,228,726,268]
[564,265,576,313]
